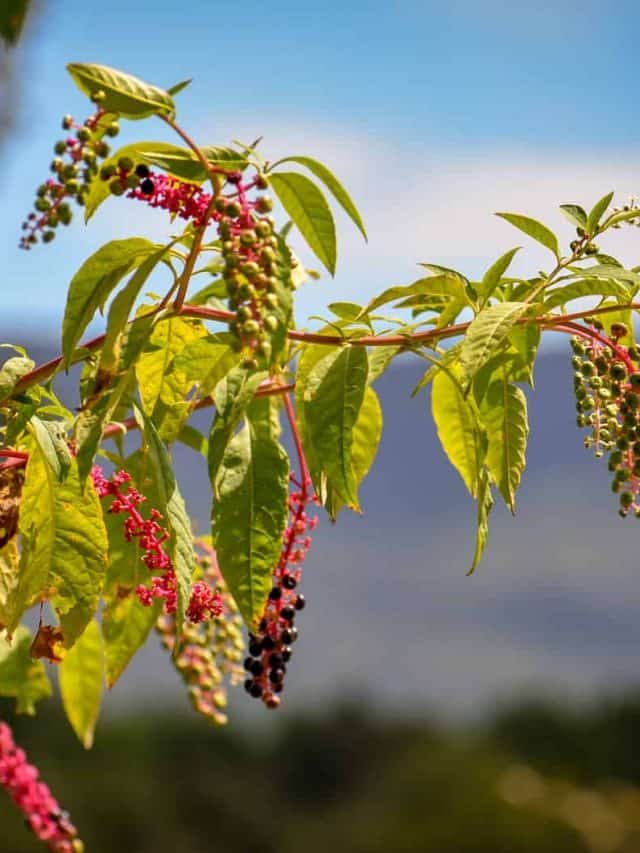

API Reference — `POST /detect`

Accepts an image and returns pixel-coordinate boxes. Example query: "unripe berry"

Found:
[54,140,67,155]
[256,196,273,213]
[62,114,74,130]
[90,89,106,103]
[105,122,120,137]
[109,179,124,196]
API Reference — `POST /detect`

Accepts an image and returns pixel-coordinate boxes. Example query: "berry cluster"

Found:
[0,721,83,852]
[610,196,640,228]
[156,541,245,726]
[20,91,118,249]
[103,158,215,224]
[571,321,640,516]
[243,471,318,709]
[91,466,222,622]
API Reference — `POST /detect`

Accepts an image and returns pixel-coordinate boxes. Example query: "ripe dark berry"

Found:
[249,682,263,699]
[268,587,282,601]
[248,641,262,657]
[262,635,276,651]
[269,668,285,684]
[283,574,297,590]
[281,647,292,662]
[244,657,254,671]
[250,660,263,676]
[135,163,150,178]
[280,606,295,622]
[140,178,155,195]
[294,594,306,610]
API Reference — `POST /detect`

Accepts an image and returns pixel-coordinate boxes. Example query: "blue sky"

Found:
[3,0,640,338]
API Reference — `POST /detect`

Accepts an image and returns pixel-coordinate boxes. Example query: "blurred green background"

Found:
[3,693,640,853]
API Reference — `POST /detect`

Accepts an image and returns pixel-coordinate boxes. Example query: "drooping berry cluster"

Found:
[243,471,318,709]
[0,722,83,852]
[156,540,245,726]
[20,91,118,249]
[571,321,640,516]
[91,466,222,622]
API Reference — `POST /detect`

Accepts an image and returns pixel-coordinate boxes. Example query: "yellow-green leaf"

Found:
[212,403,289,631]
[13,447,108,647]
[269,171,337,275]
[66,62,175,119]
[460,302,529,387]
[0,625,52,715]
[303,346,369,510]
[59,620,103,749]
[326,386,383,519]
[431,367,485,498]
[480,372,529,513]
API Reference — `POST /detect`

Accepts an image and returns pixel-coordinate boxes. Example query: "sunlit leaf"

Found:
[66,62,175,119]
[0,626,52,715]
[269,172,337,275]
[496,212,559,258]
[59,620,103,749]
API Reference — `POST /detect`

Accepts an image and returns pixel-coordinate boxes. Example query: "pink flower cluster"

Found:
[128,172,215,226]
[0,722,82,852]
[91,466,222,623]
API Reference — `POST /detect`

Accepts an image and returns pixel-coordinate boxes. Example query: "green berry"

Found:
[42,230,55,243]
[256,196,273,213]
[105,122,120,137]
[90,89,106,103]
[62,115,73,130]
[611,362,627,380]
[117,156,134,172]
[54,140,67,155]
[620,491,634,508]
[109,179,124,196]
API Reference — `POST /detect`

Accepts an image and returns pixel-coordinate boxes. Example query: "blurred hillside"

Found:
[3,693,640,852]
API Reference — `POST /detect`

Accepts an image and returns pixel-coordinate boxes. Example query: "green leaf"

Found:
[559,204,588,229]
[268,172,337,275]
[62,238,157,365]
[272,155,367,240]
[0,0,30,46]
[66,63,175,119]
[137,410,196,637]
[586,191,614,236]
[170,334,238,398]
[208,366,268,491]
[326,386,382,519]
[303,346,368,510]
[368,346,401,384]
[479,369,528,513]
[101,451,161,687]
[200,145,249,171]
[59,620,103,748]
[178,424,209,457]
[431,367,485,497]
[328,302,364,321]
[136,315,207,430]
[0,626,52,715]
[561,264,640,286]
[496,212,560,258]
[479,247,521,305]
[167,78,192,96]
[29,416,72,482]
[100,245,173,375]
[360,274,467,317]
[0,355,34,402]
[212,401,289,630]
[508,325,540,387]
[542,278,631,311]
[0,540,20,633]
[14,448,108,646]
[459,302,529,387]
[469,468,494,575]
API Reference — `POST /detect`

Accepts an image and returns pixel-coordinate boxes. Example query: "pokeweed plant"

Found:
[1,62,640,849]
